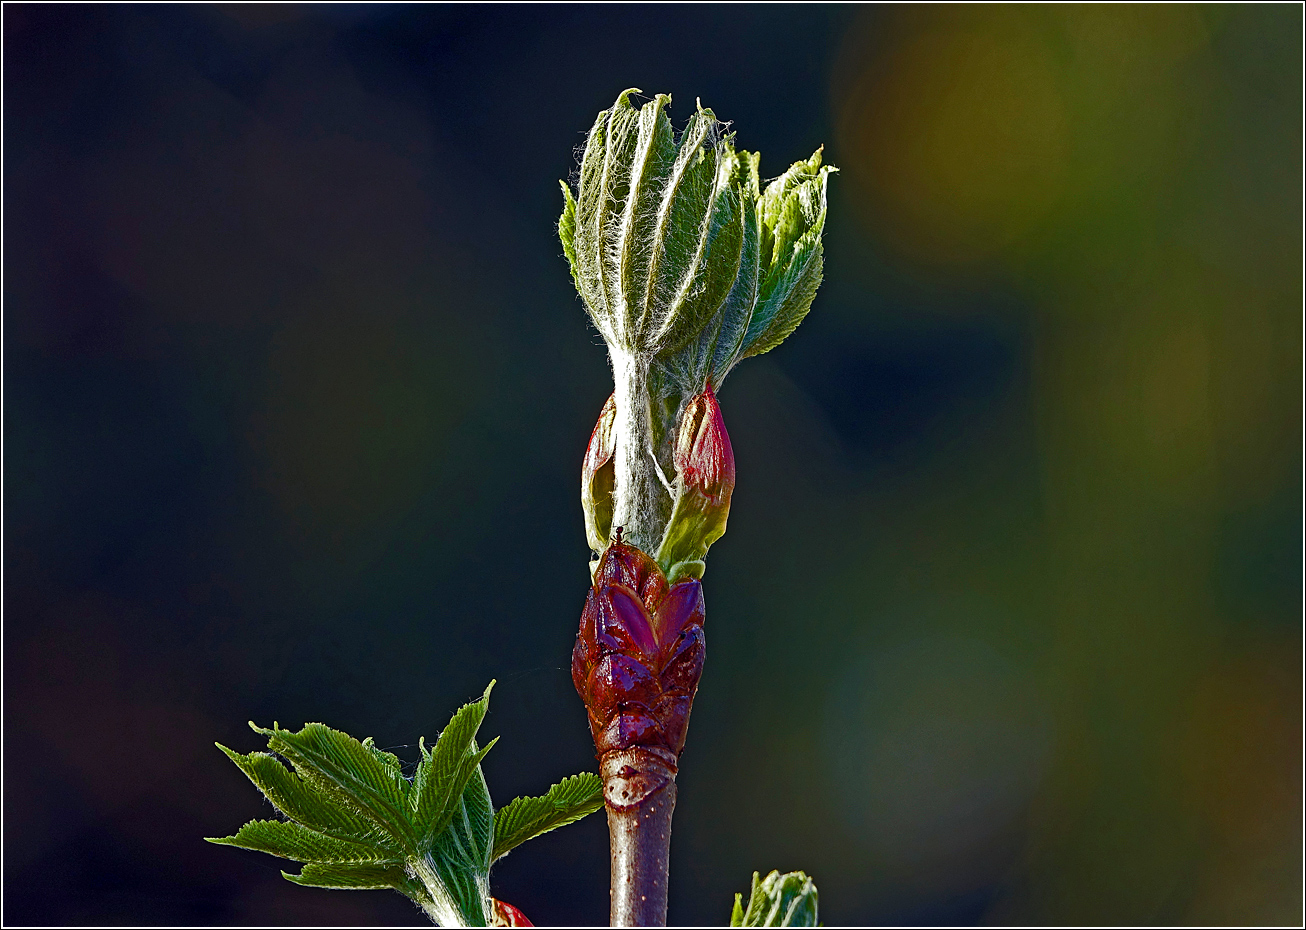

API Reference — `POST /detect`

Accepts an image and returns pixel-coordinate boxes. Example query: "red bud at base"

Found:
[573,540,706,757]
[490,898,533,927]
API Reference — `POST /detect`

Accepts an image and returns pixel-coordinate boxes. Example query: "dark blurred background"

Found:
[4,3,1301,926]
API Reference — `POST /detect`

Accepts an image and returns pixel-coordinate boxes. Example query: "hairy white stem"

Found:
[610,349,671,554]
[409,855,486,927]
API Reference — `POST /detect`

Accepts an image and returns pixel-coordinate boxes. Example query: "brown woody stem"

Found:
[601,747,678,927]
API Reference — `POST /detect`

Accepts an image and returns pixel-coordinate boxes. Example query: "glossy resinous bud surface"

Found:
[572,535,706,757]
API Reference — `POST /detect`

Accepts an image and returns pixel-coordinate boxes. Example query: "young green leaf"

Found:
[619,93,676,334]
[731,870,819,927]
[253,721,417,853]
[215,744,382,845]
[214,681,605,926]
[283,861,423,896]
[413,682,496,851]
[558,181,580,286]
[491,772,604,861]
[741,150,835,361]
[421,765,497,927]
[651,142,747,356]
[436,759,495,874]
[207,819,396,865]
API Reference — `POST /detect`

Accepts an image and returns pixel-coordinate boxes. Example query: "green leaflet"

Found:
[730,871,820,927]
[573,100,614,339]
[649,122,746,355]
[413,682,497,850]
[620,93,677,336]
[253,720,418,853]
[558,180,579,287]
[635,103,715,351]
[491,772,604,861]
[706,152,763,387]
[741,233,823,360]
[208,819,397,864]
[214,744,382,845]
[211,681,602,927]
[284,860,422,896]
[593,89,643,344]
[742,150,835,361]
[653,149,761,395]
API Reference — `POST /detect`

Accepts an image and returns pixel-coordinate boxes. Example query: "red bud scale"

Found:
[572,536,706,757]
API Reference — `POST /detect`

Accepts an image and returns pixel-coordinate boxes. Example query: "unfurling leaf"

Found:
[560,90,832,381]
[560,92,833,574]
[730,870,819,927]
[743,149,835,361]
[558,181,580,287]
[566,90,748,358]
[283,860,421,896]
[214,743,379,843]
[413,681,497,849]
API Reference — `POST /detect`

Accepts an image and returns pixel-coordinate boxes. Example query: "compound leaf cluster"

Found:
[209,681,603,927]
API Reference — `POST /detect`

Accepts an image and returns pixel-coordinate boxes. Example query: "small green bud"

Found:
[655,386,735,575]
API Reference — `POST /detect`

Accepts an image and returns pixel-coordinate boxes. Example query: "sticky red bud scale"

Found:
[572,538,706,757]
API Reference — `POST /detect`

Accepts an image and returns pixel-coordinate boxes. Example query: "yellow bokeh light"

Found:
[837,13,1068,265]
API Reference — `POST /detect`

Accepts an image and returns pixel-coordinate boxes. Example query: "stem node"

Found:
[602,748,678,927]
